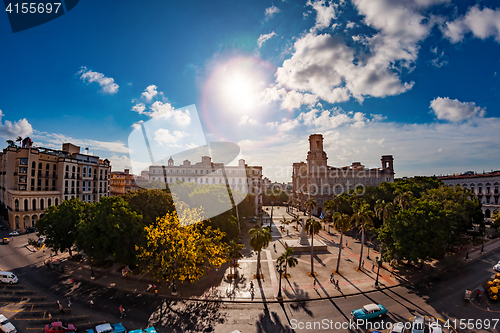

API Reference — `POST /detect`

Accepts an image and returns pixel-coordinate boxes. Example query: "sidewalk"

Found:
[45,206,500,303]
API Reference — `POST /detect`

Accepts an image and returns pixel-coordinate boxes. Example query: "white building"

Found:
[439,171,500,218]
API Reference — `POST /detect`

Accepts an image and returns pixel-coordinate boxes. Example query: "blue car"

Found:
[351,303,388,320]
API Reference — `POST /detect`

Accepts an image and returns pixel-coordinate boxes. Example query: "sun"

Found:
[222,71,258,111]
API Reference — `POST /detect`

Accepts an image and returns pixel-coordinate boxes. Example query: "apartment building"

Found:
[110,169,139,196]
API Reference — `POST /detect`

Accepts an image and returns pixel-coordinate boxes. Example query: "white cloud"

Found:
[77,67,119,94]
[257,31,277,48]
[346,21,356,29]
[153,129,188,147]
[430,97,486,122]
[307,0,338,31]
[141,85,160,103]
[131,103,146,114]
[30,131,129,154]
[0,110,33,139]
[265,5,280,19]
[443,6,500,43]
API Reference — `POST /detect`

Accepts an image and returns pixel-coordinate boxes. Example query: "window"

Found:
[20,158,28,165]
[40,199,44,210]
[66,165,69,171]
[32,161,36,168]
[55,198,58,205]
[48,199,51,206]
[32,199,36,211]
[38,162,42,169]
[24,199,28,211]
[46,163,49,170]
[72,166,75,172]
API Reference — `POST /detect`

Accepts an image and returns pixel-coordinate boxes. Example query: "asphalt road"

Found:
[0,229,499,333]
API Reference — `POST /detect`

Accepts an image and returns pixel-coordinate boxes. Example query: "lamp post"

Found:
[90,246,95,279]
[374,256,382,288]
[276,262,284,301]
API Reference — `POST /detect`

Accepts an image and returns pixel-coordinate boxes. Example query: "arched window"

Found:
[66,165,69,171]
[46,163,49,169]
[32,199,36,211]
[83,167,86,175]
[15,199,19,211]
[48,198,52,206]
[24,199,28,211]
[55,198,59,206]
[72,166,75,172]
[40,199,44,210]
[31,161,36,168]
[38,162,42,169]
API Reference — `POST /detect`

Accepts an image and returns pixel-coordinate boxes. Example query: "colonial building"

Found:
[110,169,138,196]
[0,138,111,231]
[147,156,263,216]
[292,134,395,216]
[439,171,500,218]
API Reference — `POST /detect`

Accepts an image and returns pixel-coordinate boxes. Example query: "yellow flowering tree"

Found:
[138,206,228,283]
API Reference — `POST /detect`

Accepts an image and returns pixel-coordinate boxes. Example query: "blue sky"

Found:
[1,0,500,182]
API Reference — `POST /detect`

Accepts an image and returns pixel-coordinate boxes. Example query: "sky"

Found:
[1,0,500,182]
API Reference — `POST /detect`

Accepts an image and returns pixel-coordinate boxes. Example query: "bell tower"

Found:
[307,134,328,172]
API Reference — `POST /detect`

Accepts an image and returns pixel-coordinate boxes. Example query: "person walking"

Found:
[147,284,152,292]
[59,302,64,314]
[390,267,395,277]
[372,263,375,271]
[119,305,126,318]
[250,281,254,292]
[335,280,339,290]
[155,288,158,297]
[90,300,94,308]
[273,243,276,252]
[313,280,317,289]
[67,298,71,308]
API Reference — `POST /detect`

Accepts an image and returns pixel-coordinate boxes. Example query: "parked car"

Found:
[493,261,500,272]
[38,236,46,244]
[128,328,157,333]
[25,227,35,234]
[389,322,406,333]
[87,323,126,333]
[8,231,18,237]
[411,315,425,333]
[429,323,443,333]
[45,322,76,333]
[351,303,388,320]
[0,225,7,230]
[0,314,17,333]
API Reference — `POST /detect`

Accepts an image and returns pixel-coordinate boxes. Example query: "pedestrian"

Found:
[153,284,157,290]
[273,243,276,251]
[465,252,469,260]
[362,260,365,267]
[250,281,254,291]
[345,240,348,247]
[90,299,94,308]
[56,300,60,308]
[313,280,317,289]
[70,278,74,284]
[59,303,64,314]
[119,305,126,318]
[390,267,394,277]
[335,280,339,290]
[330,273,334,283]
[287,229,289,236]
[155,288,158,297]
[147,283,152,292]
[48,312,53,323]
[43,249,45,255]
[372,263,375,271]
[67,298,71,308]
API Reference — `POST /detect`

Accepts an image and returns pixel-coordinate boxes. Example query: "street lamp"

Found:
[90,246,95,280]
[276,262,284,301]
[374,256,382,288]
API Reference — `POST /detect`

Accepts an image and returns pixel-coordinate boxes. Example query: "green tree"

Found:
[292,215,302,230]
[76,196,143,266]
[248,226,271,278]
[374,199,394,258]
[394,190,413,211]
[332,212,352,273]
[36,198,90,257]
[352,202,374,270]
[124,189,174,227]
[227,240,244,277]
[138,209,228,283]
[277,247,298,277]
[305,217,322,275]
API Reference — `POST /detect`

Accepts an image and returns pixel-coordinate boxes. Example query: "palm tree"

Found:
[305,217,322,275]
[277,247,298,277]
[227,240,244,277]
[292,215,302,230]
[333,212,352,273]
[352,203,375,270]
[15,136,22,145]
[394,190,412,211]
[248,226,272,278]
[304,198,317,218]
[374,199,394,259]
[5,140,15,148]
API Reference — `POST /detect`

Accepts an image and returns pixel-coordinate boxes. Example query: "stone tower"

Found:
[306,134,327,175]
[381,155,394,171]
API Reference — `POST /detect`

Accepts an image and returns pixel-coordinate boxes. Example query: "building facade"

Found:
[110,169,139,196]
[147,156,263,216]
[0,138,111,231]
[439,171,500,218]
[292,134,395,216]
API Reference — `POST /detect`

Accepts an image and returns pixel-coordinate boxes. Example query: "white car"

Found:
[411,315,425,333]
[493,261,500,272]
[390,322,406,333]
[0,314,17,333]
[7,231,18,237]
[429,323,443,333]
